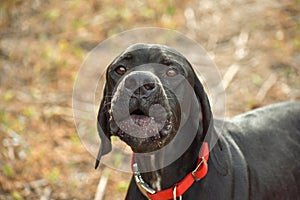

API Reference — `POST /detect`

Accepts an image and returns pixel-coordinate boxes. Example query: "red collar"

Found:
[132,142,209,200]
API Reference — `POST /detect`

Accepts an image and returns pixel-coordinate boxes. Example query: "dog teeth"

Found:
[165,124,172,130]
[160,126,172,136]
[154,134,161,140]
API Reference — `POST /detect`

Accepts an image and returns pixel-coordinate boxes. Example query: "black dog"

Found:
[96,43,300,199]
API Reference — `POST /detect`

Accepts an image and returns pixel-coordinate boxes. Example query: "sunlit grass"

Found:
[46,167,60,184]
[2,165,15,177]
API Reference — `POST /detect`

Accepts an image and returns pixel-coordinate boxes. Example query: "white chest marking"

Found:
[150,155,161,191]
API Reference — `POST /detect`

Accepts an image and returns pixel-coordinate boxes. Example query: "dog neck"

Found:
[133,127,203,192]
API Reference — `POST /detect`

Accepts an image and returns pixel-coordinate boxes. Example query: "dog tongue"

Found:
[117,114,164,138]
[131,114,152,127]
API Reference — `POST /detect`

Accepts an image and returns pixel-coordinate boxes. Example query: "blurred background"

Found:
[0,0,299,199]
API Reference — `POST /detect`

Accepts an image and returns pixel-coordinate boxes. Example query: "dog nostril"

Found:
[143,82,155,91]
[125,77,137,89]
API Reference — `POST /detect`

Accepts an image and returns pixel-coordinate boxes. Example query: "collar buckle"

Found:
[132,163,156,195]
[192,156,207,181]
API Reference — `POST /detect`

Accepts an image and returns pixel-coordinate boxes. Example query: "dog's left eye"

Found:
[166,68,178,77]
[115,65,127,75]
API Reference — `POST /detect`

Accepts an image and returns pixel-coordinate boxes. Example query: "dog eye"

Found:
[115,65,127,75]
[166,68,178,77]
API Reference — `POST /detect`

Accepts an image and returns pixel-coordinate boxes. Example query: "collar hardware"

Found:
[173,186,182,200]
[133,163,156,195]
[192,156,207,181]
[132,142,209,200]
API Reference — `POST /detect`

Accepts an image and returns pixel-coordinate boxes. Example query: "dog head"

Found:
[95,43,212,168]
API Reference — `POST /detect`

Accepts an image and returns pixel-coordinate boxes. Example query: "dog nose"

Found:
[124,72,158,98]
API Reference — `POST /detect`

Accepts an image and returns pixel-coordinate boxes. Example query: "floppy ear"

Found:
[95,86,113,169]
[190,66,230,175]
[190,67,213,142]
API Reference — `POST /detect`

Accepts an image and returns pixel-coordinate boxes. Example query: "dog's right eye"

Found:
[115,65,127,75]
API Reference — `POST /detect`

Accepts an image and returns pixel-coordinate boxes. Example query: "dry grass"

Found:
[0,0,299,199]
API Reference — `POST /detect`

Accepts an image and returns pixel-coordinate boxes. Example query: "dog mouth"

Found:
[110,106,174,151]
[120,108,172,138]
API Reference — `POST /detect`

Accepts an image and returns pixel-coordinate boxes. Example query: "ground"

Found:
[0,0,299,199]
